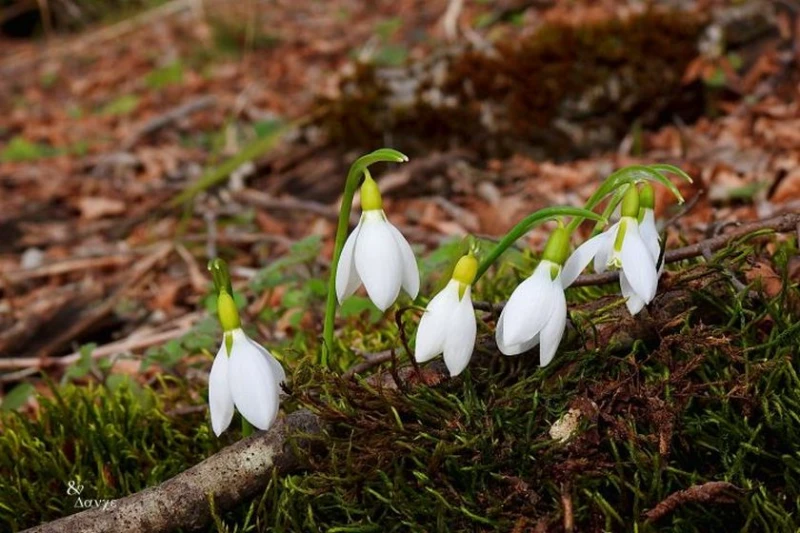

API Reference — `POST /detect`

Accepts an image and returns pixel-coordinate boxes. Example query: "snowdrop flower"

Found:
[415,253,478,376]
[209,290,285,436]
[561,186,658,315]
[336,172,419,311]
[496,227,571,366]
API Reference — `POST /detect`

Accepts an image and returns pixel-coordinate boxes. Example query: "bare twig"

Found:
[176,244,207,293]
[23,410,322,533]
[236,188,359,225]
[33,243,173,363]
[121,95,216,150]
[0,313,200,370]
[6,254,133,285]
[440,0,464,41]
[343,350,394,379]
[561,482,574,533]
[1,0,195,75]
[643,481,741,523]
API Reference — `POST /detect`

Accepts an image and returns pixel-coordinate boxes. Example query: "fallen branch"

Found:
[5,254,134,285]
[343,350,393,379]
[121,96,217,150]
[237,188,357,224]
[0,312,200,371]
[33,243,173,363]
[23,410,322,533]
[643,481,741,523]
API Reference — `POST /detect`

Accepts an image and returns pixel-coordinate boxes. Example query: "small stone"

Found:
[549,408,582,443]
[20,248,45,270]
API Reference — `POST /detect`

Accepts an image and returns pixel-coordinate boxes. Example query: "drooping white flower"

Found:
[497,259,567,366]
[561,186,658,315]
[335,174,419,311]
[415,254,477,376]
[209,328,285,436]
[496,228,571,366]
[208,289,285,437]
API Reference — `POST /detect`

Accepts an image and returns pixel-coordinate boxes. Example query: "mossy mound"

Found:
[320,10,707,160]
[272,244,800,532]
[2,238,799,532]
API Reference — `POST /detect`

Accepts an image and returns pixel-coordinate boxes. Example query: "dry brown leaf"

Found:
[76,197,126,220]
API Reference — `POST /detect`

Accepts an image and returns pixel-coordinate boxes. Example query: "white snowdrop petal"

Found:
[620,272,646,315]
[497,317,540,355]
[355,216,402,311]
[538,287,566,367]
[562,232,609,288]
[386,221,420,299]
[501,263,556,347]
[620,221,658,302]
[208,343,235,436]
[228,337,280,431]
[496,306,540,356]
[335,220,363,303]
[248,336,286,386]
[593,229,615,274]
[414,282,456,363]
[442,287,476,377]
[639,209,660,266]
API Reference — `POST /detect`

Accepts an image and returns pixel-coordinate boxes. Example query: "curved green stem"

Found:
[590,184,630,237]
[565,164,692,234]
[320,149,409,368]
[474,206,605,282]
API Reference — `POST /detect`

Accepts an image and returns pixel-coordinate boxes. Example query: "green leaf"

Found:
[0,136,55,162]
[105,375,150,408]
[1,383,35,411]
[100,94,139,116]
[171,121,286,205]
[340,296,383,322]
[373,45,408,67]
[144,62,184,89]
[375,17,402,41]
[63,343,96,382]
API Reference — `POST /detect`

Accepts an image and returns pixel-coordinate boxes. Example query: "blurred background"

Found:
[0,0,798,396]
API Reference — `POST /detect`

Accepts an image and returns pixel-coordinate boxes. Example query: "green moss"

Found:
[0,379,226,530]
[3,236,799,532]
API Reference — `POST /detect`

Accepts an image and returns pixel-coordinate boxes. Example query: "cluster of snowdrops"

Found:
[206,149,691,437]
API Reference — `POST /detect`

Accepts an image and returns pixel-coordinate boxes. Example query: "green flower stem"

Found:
[565,164,692,235]
[320,149,409,369]
[241,418,254,437]
[474,207,605,282]
[590,184,629,237]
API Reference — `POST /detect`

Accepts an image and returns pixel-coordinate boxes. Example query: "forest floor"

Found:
[1,0,800,531]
